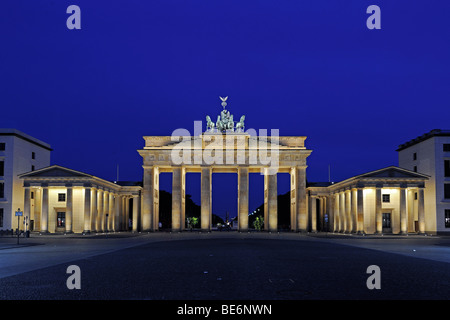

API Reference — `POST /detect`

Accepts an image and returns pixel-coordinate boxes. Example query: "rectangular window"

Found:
[0,143,5,151]
[413,152,417,160]
[413,166,417,172]
[57,212,65,227]
[445,160,450,177]
[32,152,35,160]
[446,210,450,228]
[0,208,3,227]
[445,184,450,199]
[31,165,35,171]
[58,193,66,202]
[0,161,3,176]
[444,144,450,152]
[382,194,390,203]
[0,183,4,198]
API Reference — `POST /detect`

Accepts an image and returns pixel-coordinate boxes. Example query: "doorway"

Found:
[382,212,392,233]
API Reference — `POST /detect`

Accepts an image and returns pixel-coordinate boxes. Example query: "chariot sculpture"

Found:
[205,97,245,133]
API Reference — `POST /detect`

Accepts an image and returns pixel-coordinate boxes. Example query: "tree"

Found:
[253,216,264,231]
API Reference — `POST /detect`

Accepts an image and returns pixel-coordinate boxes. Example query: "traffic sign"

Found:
[15,211,23,216]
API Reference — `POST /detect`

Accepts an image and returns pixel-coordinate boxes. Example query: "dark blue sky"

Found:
[1,1,450,219]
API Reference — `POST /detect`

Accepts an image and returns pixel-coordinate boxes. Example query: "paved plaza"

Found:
[0,232,449,300]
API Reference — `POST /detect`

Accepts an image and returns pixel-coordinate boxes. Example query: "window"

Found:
[31,165,35,171]
[0,208,3,227]
[413,152,417,160]
[444,144,450,152]
[415,192,418,200]
[382,194,390,203]
[31,191,34,199]
[0,161,3,176]
[31,152,35,160]
[446,210,450,228]
[445,184,450,199]
[57,212,65,227]
[413,166,417,172]
[445,160,450,177]
[0,183,3,198]
[0,143,4,151]
[58,193,66,202]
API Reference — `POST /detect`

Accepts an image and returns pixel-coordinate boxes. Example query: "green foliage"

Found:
[253,216,264,231]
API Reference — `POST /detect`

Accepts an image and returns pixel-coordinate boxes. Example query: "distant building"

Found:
[397,129,450,235]
[0,129,51,231]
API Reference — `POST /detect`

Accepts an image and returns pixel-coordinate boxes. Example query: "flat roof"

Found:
[0,128,52,151]
[396,129,450,152]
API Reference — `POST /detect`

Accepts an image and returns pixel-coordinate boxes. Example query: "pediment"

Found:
[358,166,428,179]
[19,165,93,178]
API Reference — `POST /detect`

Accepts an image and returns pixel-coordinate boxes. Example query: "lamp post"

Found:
[15,208,23,244]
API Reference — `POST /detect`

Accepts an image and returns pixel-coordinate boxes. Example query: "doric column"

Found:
[132,196,139,232]
[334,192,339,232]
[142,166,154,231]
[350,189,357,233]
[296,166,307,232]
[41,186,49,234]
[172,167,182,231]
[97,189,104,232]
[238,166,249,231]
[418,187,425,233]
[357,188,364,233]
[181,167,186,230]
[310,196,317,232]
[91,187,98,232]
[65,185,73,234]
[201,167,212,231]
[399,187,407,234]
[290,167,297,231]
[34,188,41,231]
[23,187,31,231]
[339,191,345,232]
[345,190,351,233]
[375,187,382,233]
[264,169,277,232]
[114,194,120,231]
[407,189,414,232]
[103,190,109,232]
[108,192,114,231]
[327,194,334,232]
[83,187,91,234]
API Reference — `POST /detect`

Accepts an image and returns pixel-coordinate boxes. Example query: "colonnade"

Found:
[23,184,138,234]
[141,166,309,232]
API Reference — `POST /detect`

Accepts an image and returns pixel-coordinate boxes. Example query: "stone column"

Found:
[310,196,317,232]
[201,167,211,231]
[339,191,345,232]
[345,190,351,233]
[91,188,97,232]
[296,166,307,232]
[290,167,297,231]
[181,167,186,230]
[114,194,120,231]
[357,188,364,234]
[142,166,154,232]
[41,186,49,234]
[334,192,339,232]
[407,189,414,232]
[65,186,73,234]
[376,187,382,233]
[418,187,425,234]
[264,169,277,232]
[103,191,109,232]
[172,167,182,231]
[97,189,104,232]
[34,188,41,232]
[238,167,249,231]
[132,196,139,232]
[350,189,357,233]
[399,187,407,234]
[327,194,334,232]
[23,187,31,231]
[108,192,114,231]
[83,187,91,234]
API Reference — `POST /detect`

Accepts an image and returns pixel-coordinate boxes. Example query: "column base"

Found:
[82,230,91,235]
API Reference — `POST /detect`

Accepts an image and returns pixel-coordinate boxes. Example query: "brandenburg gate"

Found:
[138,97,312,232]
